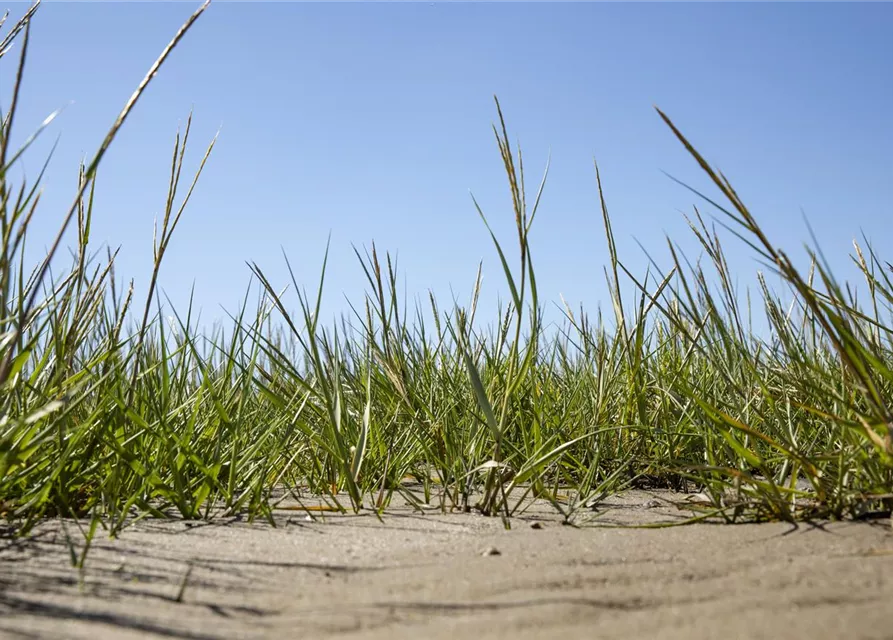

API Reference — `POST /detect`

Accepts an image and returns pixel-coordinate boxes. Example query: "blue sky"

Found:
[6,1,892,332]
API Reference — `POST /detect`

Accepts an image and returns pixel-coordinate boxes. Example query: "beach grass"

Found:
[1,1,891,558]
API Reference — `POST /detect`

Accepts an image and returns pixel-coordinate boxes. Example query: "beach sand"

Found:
[2,490,891,639]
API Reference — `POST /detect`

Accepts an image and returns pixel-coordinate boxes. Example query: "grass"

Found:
[1,1,891,559]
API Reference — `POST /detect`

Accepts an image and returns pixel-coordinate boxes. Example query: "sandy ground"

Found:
[1,489,891,640]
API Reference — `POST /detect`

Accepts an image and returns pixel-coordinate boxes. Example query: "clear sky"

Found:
[6,1,892,332]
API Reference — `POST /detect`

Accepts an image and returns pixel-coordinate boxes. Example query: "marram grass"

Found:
[1,2,891,558]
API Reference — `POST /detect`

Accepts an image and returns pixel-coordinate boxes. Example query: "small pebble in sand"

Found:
[481,546,502,556]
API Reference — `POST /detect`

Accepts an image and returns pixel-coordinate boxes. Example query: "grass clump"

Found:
[1,1,891,556]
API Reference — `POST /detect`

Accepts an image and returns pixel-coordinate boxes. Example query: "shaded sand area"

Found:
[1,490,891,639]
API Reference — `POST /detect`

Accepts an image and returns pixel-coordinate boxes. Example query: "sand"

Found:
[1,489,891,640]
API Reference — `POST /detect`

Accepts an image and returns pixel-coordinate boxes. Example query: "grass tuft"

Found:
[0,2,890,563]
